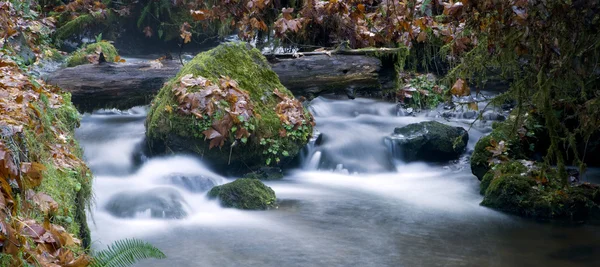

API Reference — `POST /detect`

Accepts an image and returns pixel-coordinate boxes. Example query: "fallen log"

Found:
[45,60,181,111]
[46,53,393,111]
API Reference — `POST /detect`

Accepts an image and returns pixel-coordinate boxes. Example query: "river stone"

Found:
[167,173,218,192]
[146,42,313,173]
[208,178,276,210]
[387,121,468,162]
[105,187,187,219]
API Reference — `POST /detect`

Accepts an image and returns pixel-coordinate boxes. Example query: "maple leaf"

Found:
[143,26,153,37]
[202,128,225,149]
[451,78,470,96]
[486,140,507,157]
[191,9,209,21]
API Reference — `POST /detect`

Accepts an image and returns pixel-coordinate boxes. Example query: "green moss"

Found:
[480,160,528,195]
[22,93,92,247]
[66,41,119,67]
[146,42,313,171]
[480,160,600,219]
[207,178,276,210]
[54,14,94,42]
[481,174,539,216]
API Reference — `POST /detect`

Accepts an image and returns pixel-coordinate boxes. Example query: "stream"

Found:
[75,96,600,266]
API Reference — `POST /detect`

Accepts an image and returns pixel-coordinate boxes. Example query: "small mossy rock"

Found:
[481,174,539,216]
[208,178,276,210]
[480,160,528,195]
[387,121,468,162]
[470,118,530,180]
[146,42,313,172]
[471,135,493,181]
[66,41,119,67]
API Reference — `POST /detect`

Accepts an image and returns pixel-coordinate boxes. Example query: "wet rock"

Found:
[146,42,313,173]
[105,187,188,219]
[167,173,218,192]
[387,121,468,162]
[462,110,477,120]
[481,110,506,121]
[208,178,276,210]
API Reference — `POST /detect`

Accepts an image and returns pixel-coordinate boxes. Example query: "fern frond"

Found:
[137,4,151,28]
[91,238,166,267]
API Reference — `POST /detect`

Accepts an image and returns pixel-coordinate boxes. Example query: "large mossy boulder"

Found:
[146,42,314,172]
[386,121,468,162]
[66,41,119,67]
[208,178,276,210]
[480,161,600,220]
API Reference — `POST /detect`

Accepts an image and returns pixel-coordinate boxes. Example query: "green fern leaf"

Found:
[91,238,166,267]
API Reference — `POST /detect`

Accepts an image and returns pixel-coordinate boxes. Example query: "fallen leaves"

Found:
[0,54,89,265]
[172,74,254,149]
[273,88,315,128]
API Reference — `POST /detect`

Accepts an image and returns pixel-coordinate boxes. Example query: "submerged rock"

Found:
[167,173,218,192]
[387,121,468,162]
[105,187,188,219]
[208,178,276,210]
[146,42,314,173]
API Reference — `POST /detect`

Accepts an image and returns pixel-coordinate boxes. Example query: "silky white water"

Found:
[76,97,600,266]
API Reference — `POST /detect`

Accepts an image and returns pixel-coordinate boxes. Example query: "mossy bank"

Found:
[146,42,314,173]
[0,56,92,264]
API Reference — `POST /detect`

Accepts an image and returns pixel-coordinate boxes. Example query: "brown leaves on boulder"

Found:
[172,74,254,149]
[273,88,315,128]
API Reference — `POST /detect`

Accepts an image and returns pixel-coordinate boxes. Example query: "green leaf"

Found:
[282,151,289,157]
[241,137,248,144]
[266,158,272,165]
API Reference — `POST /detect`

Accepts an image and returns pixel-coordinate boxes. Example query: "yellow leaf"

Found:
[468,102,478,111]
[451,78,471,96]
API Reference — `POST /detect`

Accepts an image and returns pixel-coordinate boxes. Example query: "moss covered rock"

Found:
[482,173,600,220]
[470,118,529,180]
[387,121,468,162]
[480,160,528,195]
[208,178,276,210]
[66,41,119,67]
[146,42,313,172]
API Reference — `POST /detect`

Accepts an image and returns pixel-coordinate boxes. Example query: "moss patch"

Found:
[66,41,119,67]
[146,42,313,172]
[208,178,276,210]
[21,93,92,246]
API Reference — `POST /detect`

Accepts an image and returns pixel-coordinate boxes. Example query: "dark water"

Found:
[75,97,600,267]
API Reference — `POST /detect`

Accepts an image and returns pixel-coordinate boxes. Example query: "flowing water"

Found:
[75,96,600,267]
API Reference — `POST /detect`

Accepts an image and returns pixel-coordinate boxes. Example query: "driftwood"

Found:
[46,50,395,111]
